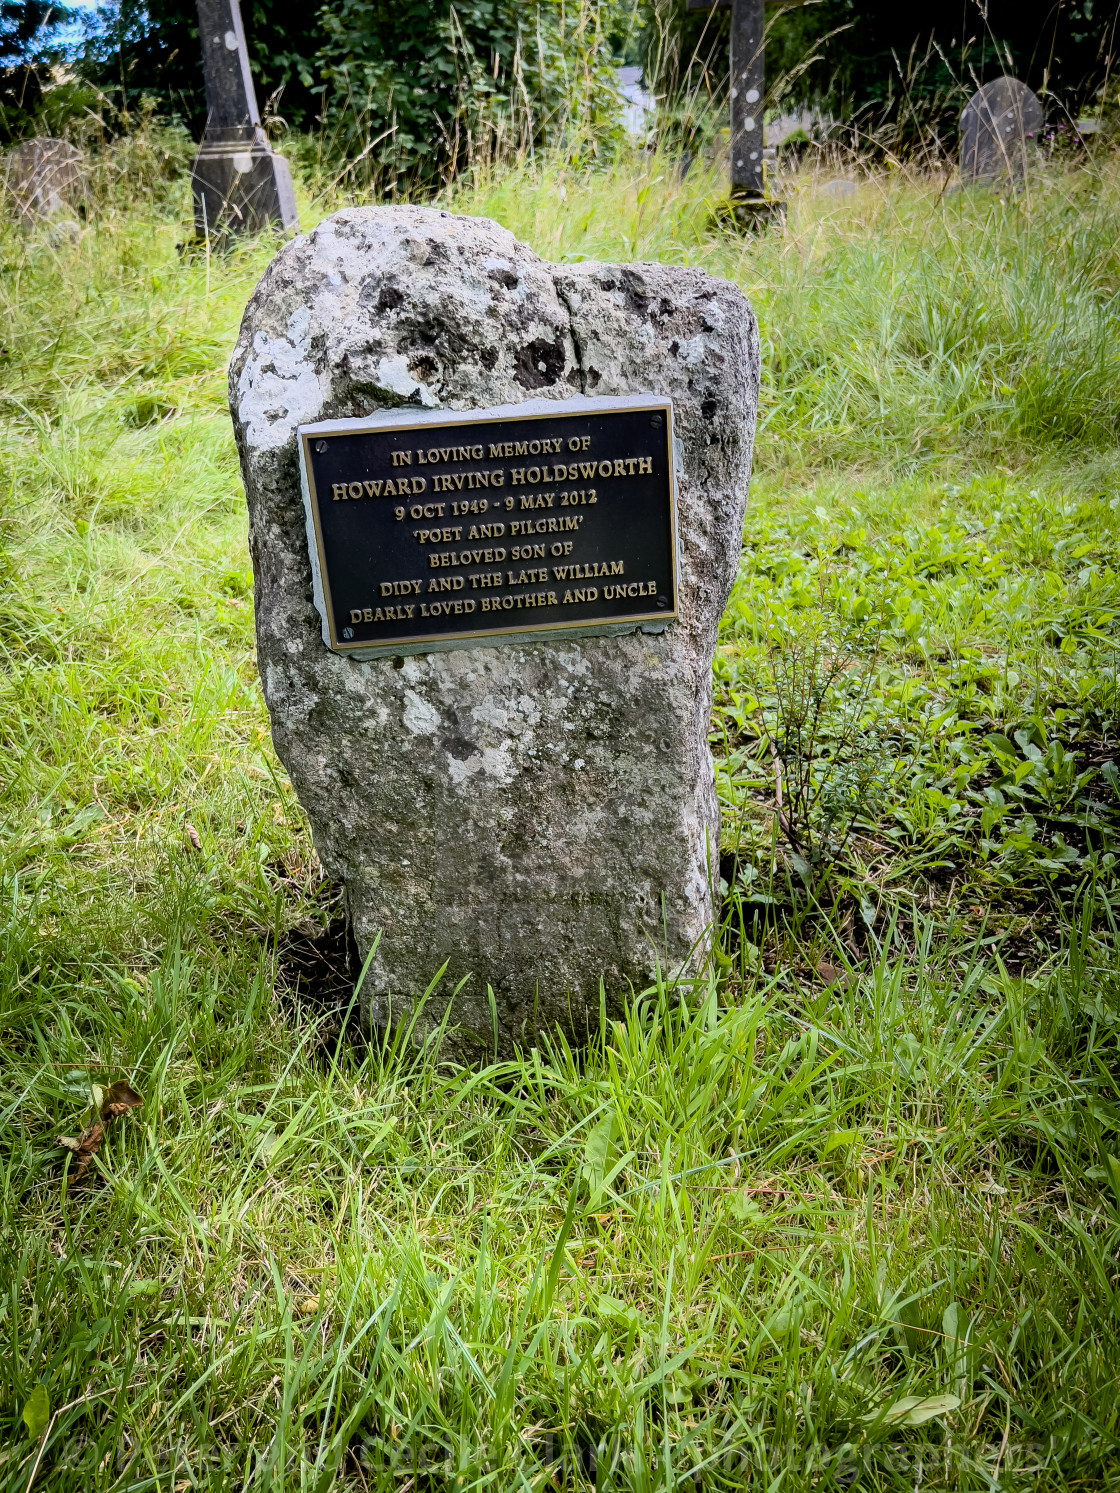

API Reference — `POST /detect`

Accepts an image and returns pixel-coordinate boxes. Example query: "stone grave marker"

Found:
[190,0,297,239]
[3,138,85,223]
[230,207,759,1058]
[960,77,1043,186]
[686,0,799,219]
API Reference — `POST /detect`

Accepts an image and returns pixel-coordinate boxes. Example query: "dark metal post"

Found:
[190,0,298,239]
[729,0,765,200]
[685,0,781,221]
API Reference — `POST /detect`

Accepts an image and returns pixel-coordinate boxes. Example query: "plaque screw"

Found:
[342,627,354,639]
[650,414,662,428]
[657,595,669,609]
[315,440,328,453]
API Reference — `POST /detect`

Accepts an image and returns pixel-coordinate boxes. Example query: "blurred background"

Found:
[1,1,1117,195]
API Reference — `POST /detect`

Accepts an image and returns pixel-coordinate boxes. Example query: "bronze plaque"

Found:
[298,394,678,657]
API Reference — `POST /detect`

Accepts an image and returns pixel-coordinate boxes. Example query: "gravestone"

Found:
[617,65,653,139]
[687,0,792,219]
[960,77,1043,186]
[190,0,298,239]
[3,138,85,222]
[230,207,759,1058]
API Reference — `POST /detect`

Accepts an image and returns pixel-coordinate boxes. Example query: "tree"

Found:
[80,0,626,185]
[79,0,322,130]
[1,0,73,68]
[312,0,623,184]
[772,0,1120,119]
[648,0,1120,138]
[1,1,80,139]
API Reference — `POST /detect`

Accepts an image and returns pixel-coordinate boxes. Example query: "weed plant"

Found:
[0,137,1119,1488]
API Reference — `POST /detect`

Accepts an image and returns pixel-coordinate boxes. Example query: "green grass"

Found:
[1,135,1119,1489]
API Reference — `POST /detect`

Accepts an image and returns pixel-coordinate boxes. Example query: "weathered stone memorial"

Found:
[190,0,297,239]
[961,77,1043,186]
[230,208,759,1056]
[3,138,85,223]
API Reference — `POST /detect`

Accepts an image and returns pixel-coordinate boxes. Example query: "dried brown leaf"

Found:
[184,823,202,852]
[101,1080,143,1120]
[57,1078,143,1187]
[57,1121,104,1179]
[815,960,851,988]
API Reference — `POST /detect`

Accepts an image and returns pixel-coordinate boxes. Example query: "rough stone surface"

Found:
[960,77,1043,185]
[3,138,85,222]
[229,206,759,1058]
[819,178,856,200]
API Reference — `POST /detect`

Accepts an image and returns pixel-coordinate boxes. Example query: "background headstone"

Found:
[230,208,759,1059]
[729,0,766,202]
[687,0,786,218]
[617,65,653,139]
[3,138,85,223]
[191,0,297,239]
[960,76,1043,185]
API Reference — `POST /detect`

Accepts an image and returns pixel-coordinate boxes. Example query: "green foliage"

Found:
[20,1384,49,1439]
[456,152,1120,465]
[80,0,630,189]
[314,0,625,186]
[0,1,79,142]
[76,0,325,135]
[57,0,1120,173]
[1,144,1120,1487]
[715,472,1120,919]
[646,0,1118,142]
[0,0,74,72]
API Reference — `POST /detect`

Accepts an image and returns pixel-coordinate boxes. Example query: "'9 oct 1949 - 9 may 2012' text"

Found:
[300,402,678,653]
